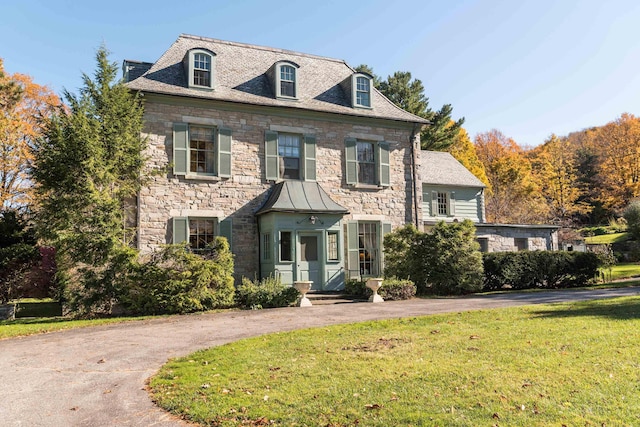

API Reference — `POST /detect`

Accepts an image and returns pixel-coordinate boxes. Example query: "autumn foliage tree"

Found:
[529,134,590,225]
[474,130,546,223]
[592,113,640,211]
[0,59,59,208]
[447,126,489,187]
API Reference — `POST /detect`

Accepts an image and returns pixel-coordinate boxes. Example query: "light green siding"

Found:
[423,185,483,222]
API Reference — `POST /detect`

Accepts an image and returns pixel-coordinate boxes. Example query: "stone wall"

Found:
[475,225,558,252]
[138,96,419,280]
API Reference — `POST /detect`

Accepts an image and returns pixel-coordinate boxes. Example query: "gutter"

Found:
[410,124,420,227]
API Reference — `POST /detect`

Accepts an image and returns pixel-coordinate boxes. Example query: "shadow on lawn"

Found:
[530,298,640,320]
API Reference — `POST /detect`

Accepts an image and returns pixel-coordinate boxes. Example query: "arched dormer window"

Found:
[184,48,216,90]
[353,73,372,108]
[270,61,300,100]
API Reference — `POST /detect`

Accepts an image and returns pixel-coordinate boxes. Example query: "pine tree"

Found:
[31,46,146,313]
[356,67,464,151]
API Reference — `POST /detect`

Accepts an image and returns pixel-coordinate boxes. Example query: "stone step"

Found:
[304,292,367,305]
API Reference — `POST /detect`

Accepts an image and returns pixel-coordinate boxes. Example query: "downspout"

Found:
[410,124,420,227]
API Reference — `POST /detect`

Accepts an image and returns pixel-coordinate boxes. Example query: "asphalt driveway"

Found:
[2,286,640,427]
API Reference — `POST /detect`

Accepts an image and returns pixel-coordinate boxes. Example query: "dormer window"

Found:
[356,76,370,107]
[184,49,215,90]
[193,53,211,87]
[269,61,299,100]
[280,65,296,97]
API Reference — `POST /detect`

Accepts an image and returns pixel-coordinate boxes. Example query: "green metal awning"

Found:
[256,181,349,216]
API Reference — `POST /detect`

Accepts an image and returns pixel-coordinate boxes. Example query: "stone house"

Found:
[420,150,559,252]
[125,34,428,290]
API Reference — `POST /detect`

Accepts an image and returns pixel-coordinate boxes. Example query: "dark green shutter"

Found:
[173,123,189,175]
[219,217,233,250]
[303,135,316,181]
[345,138,357,185]
[265,130,279,181]
[172,217,189,244]
[347,221,360,277]
[380,221,392,273]
[378,142,390,186]
[217,127,232,178]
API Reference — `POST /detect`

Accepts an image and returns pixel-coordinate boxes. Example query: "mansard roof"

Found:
[126,34,427,125]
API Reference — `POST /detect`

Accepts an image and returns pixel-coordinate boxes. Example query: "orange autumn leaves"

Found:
[0,58,59,208]
[448,113,640,225]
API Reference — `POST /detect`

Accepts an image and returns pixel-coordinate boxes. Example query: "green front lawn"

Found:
[150,297,640,426]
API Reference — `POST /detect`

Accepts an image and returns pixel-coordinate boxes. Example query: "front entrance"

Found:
[297,232,322,290]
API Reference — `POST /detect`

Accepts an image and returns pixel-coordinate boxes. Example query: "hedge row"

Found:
[482,251,602,291]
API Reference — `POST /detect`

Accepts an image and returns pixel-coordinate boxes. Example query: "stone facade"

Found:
[137,94,420,280]
[475,225,558,252]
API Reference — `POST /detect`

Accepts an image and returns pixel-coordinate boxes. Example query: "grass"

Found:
[150,297,640,426]
[0,299,159,340]
[584,232,630,244]
[0,315,161,339]
[603,263,640,281]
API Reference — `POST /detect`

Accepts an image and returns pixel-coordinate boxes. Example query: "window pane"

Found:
[190,126,215,174]
[328,232,338,261]
[358,222,378,276]
[280,231,292,261]
[189,218,216,251]
[280,65,295,97]
[278,134,300,179]
[437,192,448,215]
[300,236,318,261]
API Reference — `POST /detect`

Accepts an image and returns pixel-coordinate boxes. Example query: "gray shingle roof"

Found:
[420,150,486,188]
[256,181,349,215]
[127,34,427,125]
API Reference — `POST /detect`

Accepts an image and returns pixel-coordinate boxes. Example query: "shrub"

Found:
[344,277,415,301]
[235,275,298,309]
[121,238,235,315]
[624,201,640,240]
[482,251,602,291]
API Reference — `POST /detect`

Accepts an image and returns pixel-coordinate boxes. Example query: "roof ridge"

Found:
[179,33,348,65]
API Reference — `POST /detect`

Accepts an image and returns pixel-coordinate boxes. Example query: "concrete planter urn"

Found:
[0,303,16,320]
[293,281,313,307]
[366,278,384,303]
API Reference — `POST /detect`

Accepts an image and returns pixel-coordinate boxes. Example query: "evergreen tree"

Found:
[357,67,464,151]
[31,46,146,313]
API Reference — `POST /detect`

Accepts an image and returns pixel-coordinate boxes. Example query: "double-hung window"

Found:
[356,142,375,184]
[173,123,232,178]
[429,190,455,217]
[280,65,296,98]
[184,49,215,90]
[189,126,215,174]
[273,61,299,99]
[278,134,301,179]
[355,76,370,107]
[265,131,316,181]
[172,216,233,251]
[345,138,390,187]
[193,53,211,87]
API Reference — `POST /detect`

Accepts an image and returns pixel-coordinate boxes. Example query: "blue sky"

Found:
[2,0,639,146]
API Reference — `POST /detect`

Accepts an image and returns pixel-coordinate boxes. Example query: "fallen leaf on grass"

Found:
[469,335,481,340]
[365,404,382,410]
